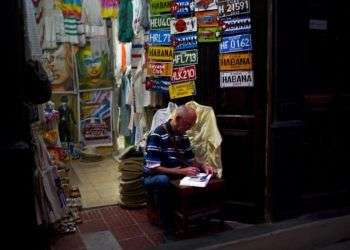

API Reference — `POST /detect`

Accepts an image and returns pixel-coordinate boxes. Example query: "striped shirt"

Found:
[144,121,194,174]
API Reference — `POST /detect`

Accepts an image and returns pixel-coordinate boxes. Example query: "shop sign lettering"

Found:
[218,0,250,17]
[170,17,197,35]
[196,10,219,27]
[220,70,254,88]
[150,0,172,15]
[172,0,195,18]
[169,81,196,99]
[219,33,252,53]
[147,62,173,77]
[195,0,218,12]
[147,46,174,61]
[150,15,172,29]
[172,65,197,82]
[221,16,251,35]
[198,27,221,42]
[173,49,198,66]
[149,29,172,45]
[173,32,198,50]
[146,77,170,93]
[219,52,252,71]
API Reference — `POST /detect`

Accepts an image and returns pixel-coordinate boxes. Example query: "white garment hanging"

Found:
[150,102,178,132]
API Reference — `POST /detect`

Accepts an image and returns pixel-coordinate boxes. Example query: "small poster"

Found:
[220,70,254,88]
[195,0,218,12]
[146,77,171,93]
[169,80,196,99]
[76,44,113,90]
[219,52,252,71]
[147,62,174,77]
[150,0,172,15]
[79,90,113,146]
[198,27,221,42]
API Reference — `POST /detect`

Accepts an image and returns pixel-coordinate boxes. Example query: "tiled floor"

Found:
[50,205,239,250]
[69,157,121,208]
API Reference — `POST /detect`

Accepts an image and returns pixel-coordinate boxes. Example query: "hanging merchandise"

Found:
[150,0,172,15]
[195,0,218,11]
[61,0,82,19]
[118,0,134,42]
[81,0,104,26]
[100,0,119,18]
[217,0,250,17]
[171,0,195,18]
[168,80,196,99]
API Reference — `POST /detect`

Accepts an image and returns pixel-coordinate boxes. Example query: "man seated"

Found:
[143,105,214,239]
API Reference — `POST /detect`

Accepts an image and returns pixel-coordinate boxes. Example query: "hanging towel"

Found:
[100,0,118,18]
[118,0,134,42]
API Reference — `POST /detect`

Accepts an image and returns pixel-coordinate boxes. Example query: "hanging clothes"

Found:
[150,102,178,132]
[100,0,118,18]
[118,0,134,42]
[81,0,104,26]
[61,0,82,20]
[185,101,223,178]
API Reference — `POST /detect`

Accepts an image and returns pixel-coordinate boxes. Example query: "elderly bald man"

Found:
[143,105,214,239]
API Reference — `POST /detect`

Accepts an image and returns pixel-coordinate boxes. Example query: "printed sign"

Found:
[170,17,197,35]
[147,46,174,61]
[169,81,196,99]
[198,27,221,42]
[196,10,219,27]
[195,0,218,12]
[150,15,172,29]
[221,16,251,35]
[145,77,170,93]
[172,65,197,82]
[219,52,252,71]
[173,49,198,66]
[220,71,254,88]
[80,90,112,146]
[171,0,195,17]
[219,33,252,53]
[218,0,250,17]
[147,62,173,77]
[149,29,172,45]
[173,32,198,50]
[150,0,172,15]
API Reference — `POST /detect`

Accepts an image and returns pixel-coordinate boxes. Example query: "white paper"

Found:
[180,173,212,187]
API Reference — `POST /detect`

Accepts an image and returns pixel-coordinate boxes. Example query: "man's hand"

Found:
[179,166,200,176]
[201,164,214,175]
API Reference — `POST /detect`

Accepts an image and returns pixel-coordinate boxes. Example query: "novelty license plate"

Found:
[169,81,196,99]
[221,16,251,35]
[219,52,252,71]
[171,0,195,18]
[173,49,198,66]
[146,77,171,93]
[195,0,218,12]
[149,29,172,45]
[218,0,250,17]
[150,14,172,29]
[150,0,172,15]
[219,33,252,53]
[173,32,198,50]
[147,62,173,77]
[198,27,221,42]
[196,10,219,27]
[220,70,254,88]
[170,17,197,35]
[147,46,174,61]
[172,65,197,82]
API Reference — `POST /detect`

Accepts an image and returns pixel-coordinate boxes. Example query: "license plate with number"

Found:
[222,16,251,35]
[147,46,174,61]
[172,65,197,82]
[220,70,254,88]
[169,81,196,99]
[149,29,171,45]
[195,0,218,12]
[173,49,198,66]
[218,0,250,17]
[173,32,198,50]
[146,77,171,93]
[170,17,197,35]
[219,52,252,71]
[219,33,252,53]
[150,0,172,15]
[172,0,195,18]
[196,10,219,27]
[147,62,173,77]
[150,14,172,29]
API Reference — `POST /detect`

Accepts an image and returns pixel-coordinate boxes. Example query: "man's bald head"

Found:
[171,105,197,134]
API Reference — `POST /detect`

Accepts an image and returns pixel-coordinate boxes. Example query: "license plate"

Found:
[173,49,198,66]
[196,10,219,27]
[173,32,197,50]
[219,33,252,53]
[146,77,171,93]
[218,0,251,17]
[195,0,218,12]
[221,16,251,35]
[220,70,254,88]
[172,65,197,82]
[170,17,197,35]
[169,81,196,99]
[198,27,221,42]
[150,14,172,29]
[147,46,174,61]
[171,0,195,18]
[219,52,252,71]
[149,29,171,45]
[147,62,173,77]
[150,0,172,15]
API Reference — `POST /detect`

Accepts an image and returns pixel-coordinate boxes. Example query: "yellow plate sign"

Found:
[169,81,196,99]
[219,52,252,71]
[147,62,173,77]
[147,46,174,61]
